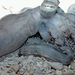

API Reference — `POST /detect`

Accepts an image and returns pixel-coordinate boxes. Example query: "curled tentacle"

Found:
[39,24,50,41]
[19,43,73,65]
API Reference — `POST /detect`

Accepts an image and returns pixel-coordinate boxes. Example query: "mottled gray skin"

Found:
[0,7,42,57]
[39,13,75,61]
[43,13,75,45]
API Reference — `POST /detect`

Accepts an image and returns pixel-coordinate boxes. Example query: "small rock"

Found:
[33,57,39,62]
[24,71,30,75]
[0,71,9,75]
[27,65,31,71]
[70,62,75,69]
[37,61,43,67]
[30,64,37,70]
[44,63,48,68]
[49,62,63,70]
[29,70,34,75]
[33,70,46,75]
[9,72,17,75]
[12,64,20,73]
[46,70,52,74]
[27,55,34,63]
[18,68,25,75]
[55,70,62,75]
[40,66,45,71]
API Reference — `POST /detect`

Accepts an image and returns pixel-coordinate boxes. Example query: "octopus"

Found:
[0,0,75,65]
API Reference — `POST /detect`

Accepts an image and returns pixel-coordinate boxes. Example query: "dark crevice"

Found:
[29,32,43,39]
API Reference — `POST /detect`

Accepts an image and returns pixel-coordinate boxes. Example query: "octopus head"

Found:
[40,1,58,18]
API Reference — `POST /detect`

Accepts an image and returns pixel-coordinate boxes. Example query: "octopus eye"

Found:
[45,5,54,8]
[50,6,54,8]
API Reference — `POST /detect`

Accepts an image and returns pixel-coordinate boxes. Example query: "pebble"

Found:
[33,70,46,75]
[27,55,34,63]
[48,62,64,70]
[70,62,75,69]
[37,61,43,67]
[12,64,20,73]
[56,70,62,75]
